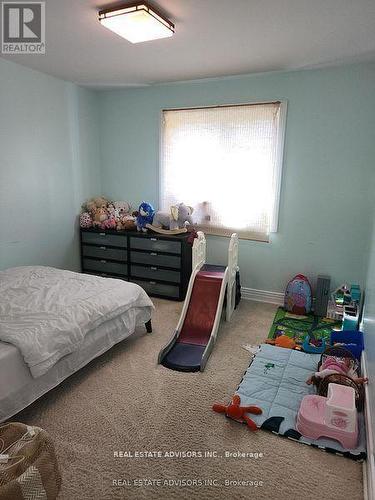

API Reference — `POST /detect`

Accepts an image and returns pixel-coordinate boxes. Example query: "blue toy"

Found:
[136,201,155,232]
[302,335,326,354]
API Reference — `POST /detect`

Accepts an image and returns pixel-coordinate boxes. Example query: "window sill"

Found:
[196,225,270,243]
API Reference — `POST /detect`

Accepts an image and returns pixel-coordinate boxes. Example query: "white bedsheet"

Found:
[0,305,151,422]
[0,266,153,377]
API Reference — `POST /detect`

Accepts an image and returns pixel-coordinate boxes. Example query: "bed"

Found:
[0,266,154,422]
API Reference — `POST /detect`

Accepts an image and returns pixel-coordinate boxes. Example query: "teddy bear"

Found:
[82,196,110,214]
[136,202,155,232]
[92,206,109,227]
[113,201,131,219]
[117,214,136,231]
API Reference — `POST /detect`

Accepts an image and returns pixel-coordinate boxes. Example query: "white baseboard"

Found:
[241,287,284,305]
[362,352,374,500]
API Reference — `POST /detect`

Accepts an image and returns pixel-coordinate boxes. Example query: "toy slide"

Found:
[158,232,239,372]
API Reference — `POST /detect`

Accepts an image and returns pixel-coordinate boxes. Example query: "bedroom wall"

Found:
[362,209,375,468]
[0,58,100,272]
[98,62,375,293]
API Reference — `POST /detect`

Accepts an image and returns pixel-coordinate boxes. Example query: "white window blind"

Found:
[160,102,285,241]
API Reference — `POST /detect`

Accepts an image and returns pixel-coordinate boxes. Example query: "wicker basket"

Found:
[315,346,364,411]
[0,422,61,500]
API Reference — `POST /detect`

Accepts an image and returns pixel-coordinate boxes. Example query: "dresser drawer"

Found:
[84,271,127,281]
[131,265,180,283]
[130,251,180,269]
[81,232,127,248]
[83,258,128,276]
[132,279,180,299]
[82,245,127,262]
[130,236,181,254]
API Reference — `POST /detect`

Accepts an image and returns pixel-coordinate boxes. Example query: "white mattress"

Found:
[0,305,151,422]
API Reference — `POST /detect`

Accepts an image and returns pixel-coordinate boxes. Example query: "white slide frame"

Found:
[158,232,239,370]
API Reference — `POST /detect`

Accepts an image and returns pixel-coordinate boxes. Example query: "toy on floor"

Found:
[284,274,312,315]
[158,231,240,372]
[265,335,297,349]
[306,346,367,387]
[302,334,326,354]
[212,394,262,431]
[326,283,361,330]
[296,383,359,449]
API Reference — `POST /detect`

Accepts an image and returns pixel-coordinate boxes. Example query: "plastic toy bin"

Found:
[330,330,364,360]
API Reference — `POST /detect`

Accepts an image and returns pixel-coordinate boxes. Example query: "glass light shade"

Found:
[99,5,174,43]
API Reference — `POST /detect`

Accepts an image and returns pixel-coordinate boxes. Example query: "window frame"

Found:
[158,99,288,241]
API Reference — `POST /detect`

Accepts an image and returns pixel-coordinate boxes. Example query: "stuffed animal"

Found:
[82,196,110,214]
[113,201,131,219]
[100,217,117,230]
[136,202,155,232]
[212,394,262,431]
[117,214,136,231]
[79,212,93,229]
[265,335,297,350]
[148,203,194,234]
[93,206,109,226]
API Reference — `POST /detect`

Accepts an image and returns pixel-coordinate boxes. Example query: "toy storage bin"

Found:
[330,330,364,361]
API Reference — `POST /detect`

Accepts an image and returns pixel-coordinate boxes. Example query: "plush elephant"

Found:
[152,203,194,231]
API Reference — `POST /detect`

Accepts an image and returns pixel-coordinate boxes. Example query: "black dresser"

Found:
[80,228,192,301]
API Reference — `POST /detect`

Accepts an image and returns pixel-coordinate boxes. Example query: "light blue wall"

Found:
[362,198,375,459]
[98,63,375,292]
[0,58,100,271]
[1,59,374,293]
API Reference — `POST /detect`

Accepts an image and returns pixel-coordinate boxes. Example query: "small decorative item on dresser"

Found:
[0,422,61,500]
[147,202,194,234]
[79,196,135,231]
[136,202,155,232]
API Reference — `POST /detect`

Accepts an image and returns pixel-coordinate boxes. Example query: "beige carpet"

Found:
[17,299,363,500]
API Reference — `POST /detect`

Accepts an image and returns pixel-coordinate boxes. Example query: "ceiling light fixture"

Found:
[98,2,175,44]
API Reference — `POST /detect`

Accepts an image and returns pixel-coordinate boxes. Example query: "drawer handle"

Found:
[151,266,157,271]
[100,260,107,264]
[150,238,157,241]
[150,252,157,256]
[100,246,107,250]
[99,233,106,236]
[149,281,156,285]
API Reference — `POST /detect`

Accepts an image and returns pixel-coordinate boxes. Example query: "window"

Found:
[160,101,286,241]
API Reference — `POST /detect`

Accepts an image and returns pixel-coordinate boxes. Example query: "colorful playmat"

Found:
[235,344,366,461]
[268,307,341,346]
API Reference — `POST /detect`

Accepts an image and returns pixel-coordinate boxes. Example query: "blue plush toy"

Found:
[136,201,155,232]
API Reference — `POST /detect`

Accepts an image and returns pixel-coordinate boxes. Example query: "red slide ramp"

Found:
[161,265,226,372]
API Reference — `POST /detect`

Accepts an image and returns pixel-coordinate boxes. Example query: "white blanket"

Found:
[0,266,153,378]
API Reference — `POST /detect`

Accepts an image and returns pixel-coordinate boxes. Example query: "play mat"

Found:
[235,344,366,460]
[268,307,342,345]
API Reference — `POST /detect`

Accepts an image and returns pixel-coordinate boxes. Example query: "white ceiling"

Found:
[2,0,375,88]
